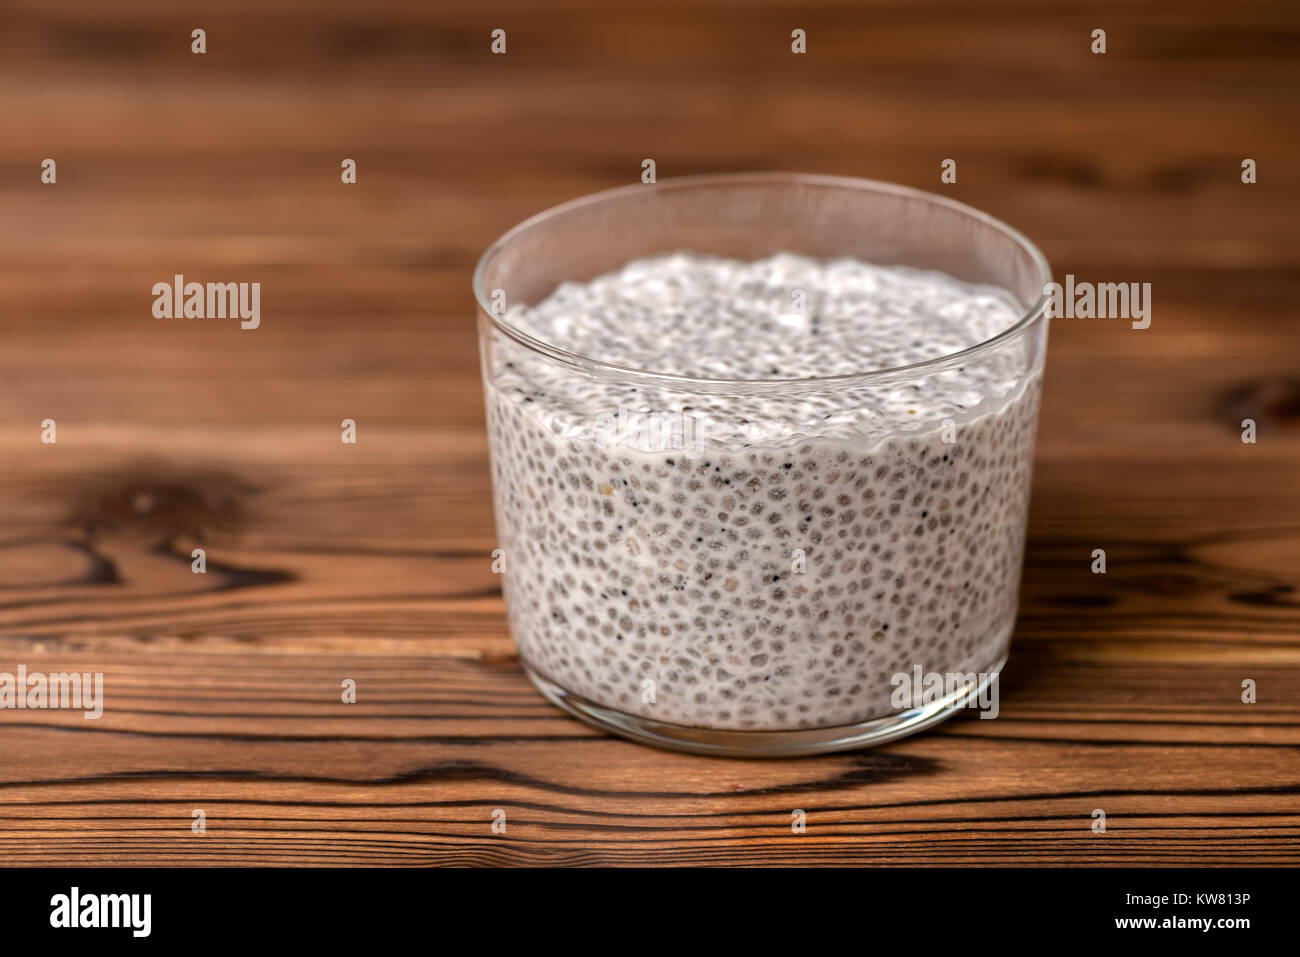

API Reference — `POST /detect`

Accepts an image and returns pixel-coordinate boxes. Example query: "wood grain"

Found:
[1,0,1298,866]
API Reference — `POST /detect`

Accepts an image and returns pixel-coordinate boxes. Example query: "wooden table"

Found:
[1,0,1297,866]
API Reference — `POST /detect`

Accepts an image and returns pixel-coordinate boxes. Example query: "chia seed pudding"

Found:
[484,251,1043,733]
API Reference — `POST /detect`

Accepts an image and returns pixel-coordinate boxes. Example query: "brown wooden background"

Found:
[1,0,1298,865]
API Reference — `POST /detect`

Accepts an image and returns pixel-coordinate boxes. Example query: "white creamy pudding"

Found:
[485,252,1042,731]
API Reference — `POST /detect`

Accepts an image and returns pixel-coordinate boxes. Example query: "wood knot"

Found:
[1217,376,1300,432]
[75,469,252,540]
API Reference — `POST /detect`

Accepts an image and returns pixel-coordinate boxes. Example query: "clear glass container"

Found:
[474,172,1051,756]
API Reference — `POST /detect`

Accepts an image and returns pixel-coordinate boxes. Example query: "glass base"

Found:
[521,654,1007,758]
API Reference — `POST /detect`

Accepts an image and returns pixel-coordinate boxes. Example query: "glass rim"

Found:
[473,171,1052,393]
